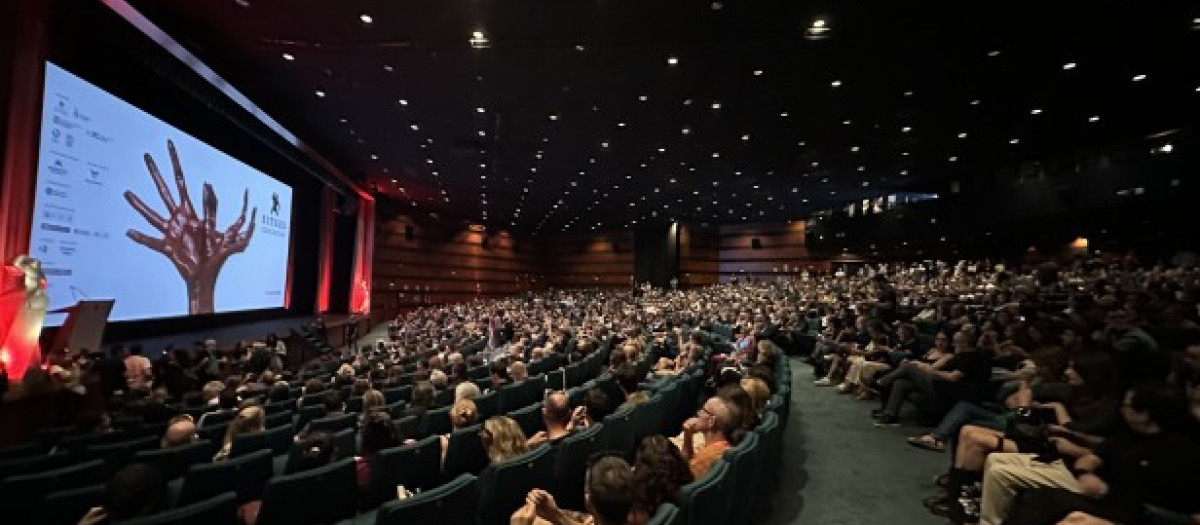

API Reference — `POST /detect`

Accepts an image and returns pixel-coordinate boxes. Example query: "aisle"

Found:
[763,357,947,525]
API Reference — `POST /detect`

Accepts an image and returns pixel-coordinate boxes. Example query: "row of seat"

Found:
[3,336,620,525]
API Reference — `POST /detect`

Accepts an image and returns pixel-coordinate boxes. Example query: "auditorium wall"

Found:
[713,222,829,283]
[372,214,635,314]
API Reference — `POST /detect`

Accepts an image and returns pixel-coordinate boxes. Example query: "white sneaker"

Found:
[814,378,834,386]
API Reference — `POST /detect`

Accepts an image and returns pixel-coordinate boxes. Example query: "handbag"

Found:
[1003,407,1057,462]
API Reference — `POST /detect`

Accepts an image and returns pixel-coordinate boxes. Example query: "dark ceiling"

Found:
[125,0,1200,234]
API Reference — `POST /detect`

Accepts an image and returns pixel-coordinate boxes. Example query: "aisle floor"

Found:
[763,357,948,525]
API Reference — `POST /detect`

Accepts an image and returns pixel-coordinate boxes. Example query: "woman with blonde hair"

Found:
[739,377,771,416]
[480,416,528,464]
[360,388,386,423]
[440,398,479,465]
[212,405,265,462]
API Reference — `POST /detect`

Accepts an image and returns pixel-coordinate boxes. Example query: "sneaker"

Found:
[835,383,852,393]
[814,378,834,386]
[873,415,900,427]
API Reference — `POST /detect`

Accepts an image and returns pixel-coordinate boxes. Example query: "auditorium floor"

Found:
[762,357,946,525]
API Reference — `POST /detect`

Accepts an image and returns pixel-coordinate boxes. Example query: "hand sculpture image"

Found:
[124,140,256,315]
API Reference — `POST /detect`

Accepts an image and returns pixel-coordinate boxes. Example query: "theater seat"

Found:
[383,386,412,404]
[363,435,443,508]
[676,459,732,525]
[121,492,238,525]
[132,440,215,481]
[507,402,543,439]
[374,473,478,525]
[177,448,272,506]
[473,391,499,420]
[646,502,681,525]
[0,459,109,515]
[84,435,159,468]
[255,458,358,525]
[442,423,488,481]
[753,412,781,483]
[600,406,636,458]
[307,412,357,435]
[722,432,761,525]
[631,395,664,445]
[477,443,554,525]
[42,483,104,525]
[417,406,452,438]
[296,405,326,430]
[264,410,293,430]
[550,422,605,511]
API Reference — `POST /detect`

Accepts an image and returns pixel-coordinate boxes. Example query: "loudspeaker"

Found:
[481,235,490,250]
[404,225,414,241]
[751,238,762,250]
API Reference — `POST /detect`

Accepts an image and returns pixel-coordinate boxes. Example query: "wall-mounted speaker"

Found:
[751,238,762,250]
[404,225,414,241]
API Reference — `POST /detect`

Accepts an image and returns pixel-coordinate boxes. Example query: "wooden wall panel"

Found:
[678,224,719,288]
[540,231,634,289]
[715,222,828,282]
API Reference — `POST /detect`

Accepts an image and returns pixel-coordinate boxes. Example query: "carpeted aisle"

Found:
[763,357,947,525]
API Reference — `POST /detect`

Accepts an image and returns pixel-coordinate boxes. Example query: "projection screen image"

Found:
[28,62,293,325]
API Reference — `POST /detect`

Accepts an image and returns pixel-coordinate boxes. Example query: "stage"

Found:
[103,313,376,359]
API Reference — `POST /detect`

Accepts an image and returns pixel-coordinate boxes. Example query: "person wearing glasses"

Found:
[681,395,740,479]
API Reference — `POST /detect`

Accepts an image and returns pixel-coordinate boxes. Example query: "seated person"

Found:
[681,395,740,479]
[615,365,648,411]
[567,388,612,432]
[628,436,693,525]
[440,398,479,466]
[1002,383,1200,525]
[294,390,346,442]
[161,414,199,448]
[212,405,265,462]
[481,416,529,465]
[76,464,165,525]
[511,455,635,525]
[527,391,572,447]
[356,411,402,489]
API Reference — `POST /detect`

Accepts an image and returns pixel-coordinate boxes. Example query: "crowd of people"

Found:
[13,256,1200,525]
[801,260,1200,525]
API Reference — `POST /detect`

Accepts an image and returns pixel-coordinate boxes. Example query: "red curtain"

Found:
[349,196,375,314]
[0,0,49,263]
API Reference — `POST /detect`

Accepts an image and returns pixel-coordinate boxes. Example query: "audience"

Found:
[527,391,573,447]
[213,405,265,462]
[681,395,739,478]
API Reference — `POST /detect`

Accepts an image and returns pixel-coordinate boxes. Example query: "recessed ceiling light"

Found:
[575,44,586,52]
[900,170,909,176]
[949,156,958,162]
[476,107,485,113]
[657,147,666,153]
[850,146,860,152]
[1132,74,1147,82]
[549,114,559,121]
[600,141,610,148]
[970,99,981,105]
[1088,115,1100,123]
[398,99,408,106]
[370,154,378,160]
[987,50,1001,57]
[410,124,420,131]
[904,90,914,97]
[667,56,679,66]
[957,132,968,139]
[1063,62,1076,70]
[842,119,852,125]
[282,53,295,61]
[359,13,374,25]
[638,95,648,101]
[681,127,691,135]
[741,134,750,141]
[1009,138,1020,144]
[711,152,720,158]
[711,102,722,110]
[314,90,325,98]
[617,122,626,128]
[830,80,842,88]
[477,130,486,137]
[753,69,763,76]
[780,111,789,117]
[1031,108,1042,115]
[901,126,912,133]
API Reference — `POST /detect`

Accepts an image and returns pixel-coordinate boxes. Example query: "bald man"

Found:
[161,415,198,448]
[527,391,572,447]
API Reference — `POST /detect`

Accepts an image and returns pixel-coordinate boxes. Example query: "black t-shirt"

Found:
[1094,430,1200,515]
[942,350,992,383]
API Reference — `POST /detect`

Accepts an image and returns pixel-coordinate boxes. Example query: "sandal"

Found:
[906,435,946,452]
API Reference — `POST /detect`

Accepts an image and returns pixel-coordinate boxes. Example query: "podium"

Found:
[47,300,114,358]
